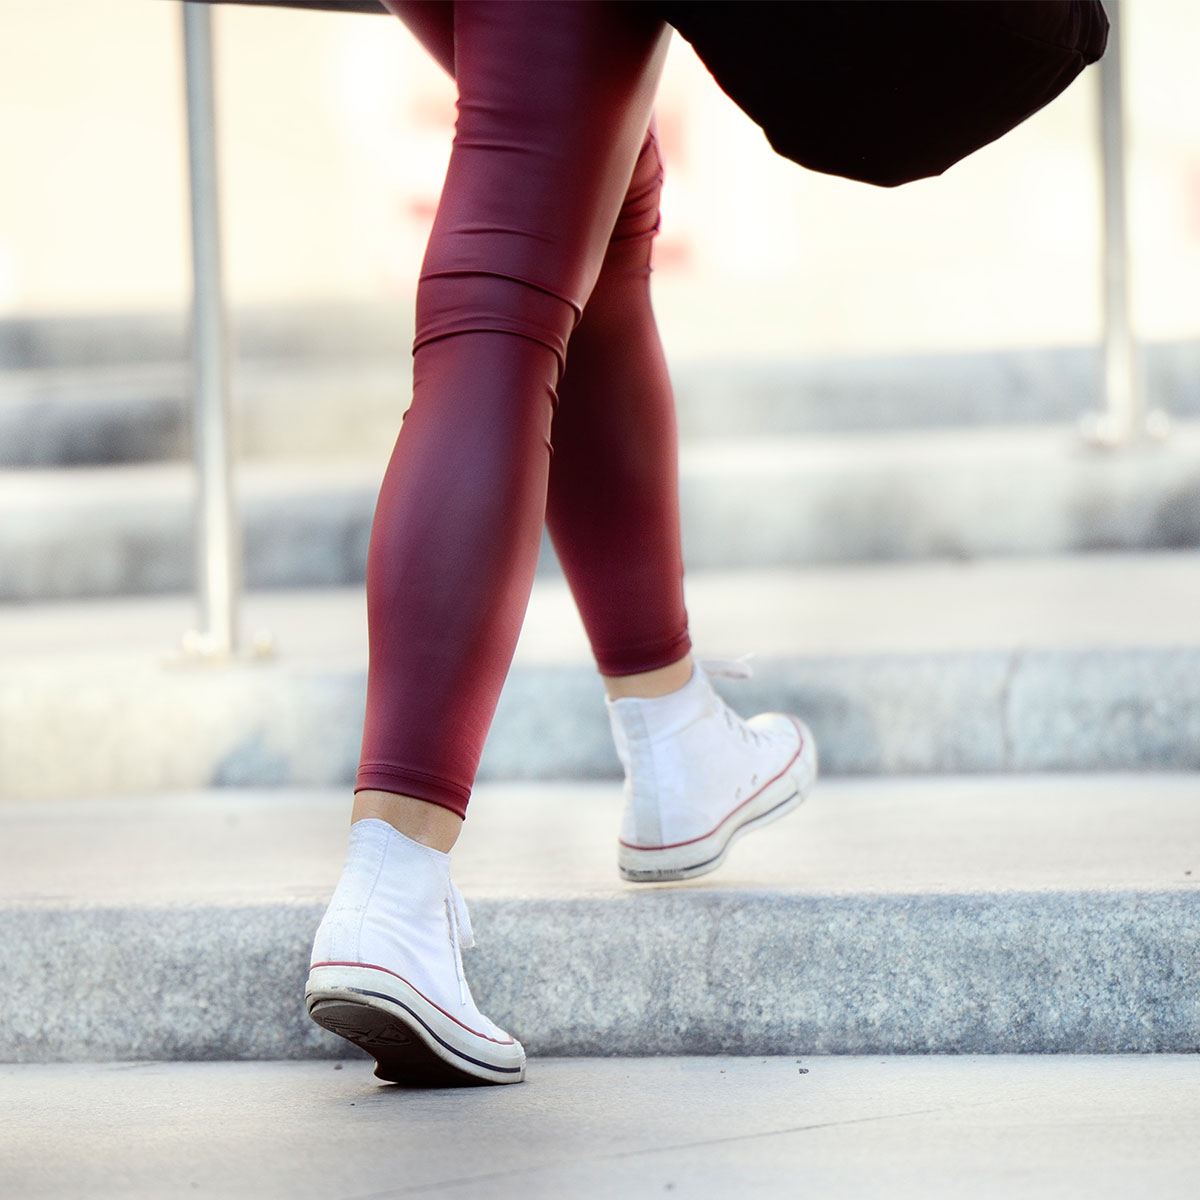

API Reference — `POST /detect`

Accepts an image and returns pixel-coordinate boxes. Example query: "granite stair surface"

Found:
[8,1056,1200,1200]
[3,426,1200,601]
[2,774,1197,1062]
[2,552,1199,799]
[2,309,1198,1073]
[3,312,1199,467]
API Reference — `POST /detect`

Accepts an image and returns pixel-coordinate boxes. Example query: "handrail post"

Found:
[181,1,241,658]
[1082,0,1169,448]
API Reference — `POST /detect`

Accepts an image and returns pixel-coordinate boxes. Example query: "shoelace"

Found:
[445,880,475,1007]
[700,655,764,746]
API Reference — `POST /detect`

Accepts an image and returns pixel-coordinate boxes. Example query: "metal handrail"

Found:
[1082,0,1169,448]
[181,2,241,659]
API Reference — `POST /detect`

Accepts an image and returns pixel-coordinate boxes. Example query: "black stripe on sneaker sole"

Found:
[313,985,523,1076]
[621,786,801,881]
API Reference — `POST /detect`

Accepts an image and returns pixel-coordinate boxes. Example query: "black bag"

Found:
[657,1,1109,187]
[190,0,1108,189]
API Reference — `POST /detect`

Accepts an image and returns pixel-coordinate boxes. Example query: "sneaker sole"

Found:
[305,963,526,1086]
[618,718,818,883]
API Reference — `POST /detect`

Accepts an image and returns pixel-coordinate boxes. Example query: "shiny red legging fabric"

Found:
[357,1,691,817]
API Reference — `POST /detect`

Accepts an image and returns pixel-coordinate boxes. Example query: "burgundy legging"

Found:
[358,1,690,817]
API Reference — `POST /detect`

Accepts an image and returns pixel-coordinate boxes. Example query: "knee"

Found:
[414,271,580,375]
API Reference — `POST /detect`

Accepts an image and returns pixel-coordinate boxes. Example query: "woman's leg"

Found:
[388,2,695,721]
[539,63,817,886]
[310,0,673,1086]
[356,1,672,829]
[546,122,694,696]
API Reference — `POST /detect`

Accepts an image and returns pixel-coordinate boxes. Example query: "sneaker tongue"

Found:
[698,655,755,681]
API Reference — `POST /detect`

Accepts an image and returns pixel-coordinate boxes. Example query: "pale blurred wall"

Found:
[2,0,1198,357]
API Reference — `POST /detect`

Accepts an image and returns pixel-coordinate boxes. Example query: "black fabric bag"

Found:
[657,0,1109,187]
[194,1,1107,189]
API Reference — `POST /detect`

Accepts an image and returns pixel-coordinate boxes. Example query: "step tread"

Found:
[2,552,1198,666]
[3,426,1199,600]
[4,777,1198,1059]
[6,1057,1199,1200]
[3,776,1196,907]
[3,419,1200,494]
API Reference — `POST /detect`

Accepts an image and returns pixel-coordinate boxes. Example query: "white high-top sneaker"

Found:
[607,660,817,882]
[305,819,526,1085]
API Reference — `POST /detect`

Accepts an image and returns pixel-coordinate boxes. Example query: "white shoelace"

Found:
[699,655,764,745]
[445,880,475,1006]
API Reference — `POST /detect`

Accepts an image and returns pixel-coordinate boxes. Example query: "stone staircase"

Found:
[1,305,1198,1064]
[4,777,1198,1063]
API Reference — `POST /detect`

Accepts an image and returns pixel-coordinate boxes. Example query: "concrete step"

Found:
[0,363,188,467]
[2,775,1198,1063]
[4,301,1199,465]
[3,424,1200,601]
[4,341,1199,467]
[6,1057,1200,1200]
[1,554,1198,798]
[0,304,405,373]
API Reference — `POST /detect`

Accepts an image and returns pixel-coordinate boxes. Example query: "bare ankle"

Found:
[352,790,463,854]
[603,654,694,701]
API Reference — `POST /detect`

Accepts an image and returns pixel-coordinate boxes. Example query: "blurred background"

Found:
[3,0,1200,348]
[1,0,1198,801]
